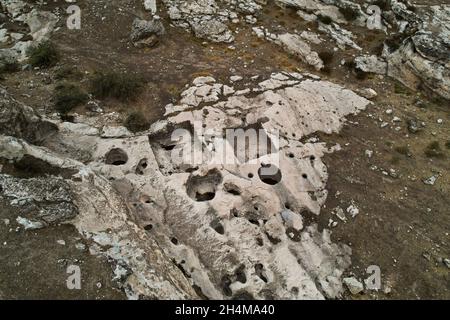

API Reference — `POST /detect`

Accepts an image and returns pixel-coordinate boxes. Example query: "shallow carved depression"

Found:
[186,169,223,202]
[105,148,128,166]
[258,164,282,185]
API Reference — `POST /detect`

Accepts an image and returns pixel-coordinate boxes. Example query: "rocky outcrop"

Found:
[0,134,198,300]
[386,5,450,100]
[0,174,78,228]
[253,27,324,70]
[0,71,371,299]
[130,17,166,48]
[355,55,387,75]
[0,87,57,144]
[163,0,235,43]
[0,1,57,62]
[318,22,361,50]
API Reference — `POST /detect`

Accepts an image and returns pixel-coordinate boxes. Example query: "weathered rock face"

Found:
[130,17,166,48]
[275,33,324,70]
[318,22,361,51]
[0,135,199,300]
[163,0,235,43]
[0,1,57,61]
[0,174,77,228]
[0,72,371,299]
[386,5,450,100]
[253,27,324,70]
[0,88,57,144]
[355,55,387,75]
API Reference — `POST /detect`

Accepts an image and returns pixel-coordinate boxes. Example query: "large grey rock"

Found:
[252,27,324,70]
[355,55,387,75]
[0,88,58,144]
[276,33,324,70]
[386,5,450,100]
[190,18,234,43]
[163,0,235,43]
[0,71,372,299]
[130,17,165,42]
[0,174,78,226]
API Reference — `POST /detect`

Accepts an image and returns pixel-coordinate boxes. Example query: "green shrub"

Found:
[124,111,150,133]
[373,0,391,11]
[318,51,334,65]
[395,145,410,156]
[424,141,445,159]
[54,82,89,114]
[344,59,367,79]
[90,71,145,102]
[0,60,20,74]
[339,7,359,21]
[317,15,332,25]
[27,41,59,68]
[55,66,84,80]
[384,33,409,52]
[394,82,410,95]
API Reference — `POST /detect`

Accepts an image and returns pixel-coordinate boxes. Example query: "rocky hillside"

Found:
[0,0,448,300]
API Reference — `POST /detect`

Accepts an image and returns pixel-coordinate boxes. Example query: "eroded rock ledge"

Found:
[0,72,371,299]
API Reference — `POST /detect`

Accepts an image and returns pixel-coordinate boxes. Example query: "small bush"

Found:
[54,82,89,114]
[55,66,84,80]
[395,145,410,156]
[394,82,410,95]
[0,60,20,74]
[317,15,332,25]
[424,141,445,159]
[124,111,150,133]
[390,155,400,165]
[384,33,408,52]
[321,65,332,74]
[318,51,334,65]
[27,41,59,68]
[373,0,391,11]
[90,71,145,102]
[339,7,359,21]
[344,59,367,80]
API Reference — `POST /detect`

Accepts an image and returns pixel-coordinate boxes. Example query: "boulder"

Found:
[386,5,450,100]
[0,87,58,144]
[130,17,165,47]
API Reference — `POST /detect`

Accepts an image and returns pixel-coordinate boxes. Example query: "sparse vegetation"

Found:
[27,41,59,68]
[384,33,409,52]
[90,71,145,102]
[318,51,334,65]
[55,66,84,81]
[394,82,410,95]
[0,59,20,74]
[446,141,450,149]
[339,7,359,21]
[317,50,333,74]
[373,0,391,11]
[166,84,183,98]
[317,14,332,25]
[344,59,367,79]
[54,82,89,114]
[395,145,410,156]
[424,141,445,159]
[390,155,401,165]
[124,111,150,133]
